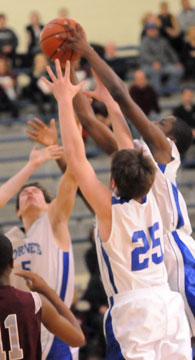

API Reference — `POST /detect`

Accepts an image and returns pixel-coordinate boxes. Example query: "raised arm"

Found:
[84,72,134,151]
[42,60,112,242]
[0,145,63,209]
[64,25,172,164]
[26,117,67,173]
[15,270,85,347]
[70,67,118,155]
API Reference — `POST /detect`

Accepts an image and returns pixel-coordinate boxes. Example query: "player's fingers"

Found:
[46,66,57,83]
[26,129,38,137]
[55,59,63,79]
[42,76,53,87]
[50,118,56,129]
[33,117,45,128]
[27,120,42,130]
[32,145,38,151]
[83,89,96,99]
[15,270,32,278]
[77,80,86,92]
[64,60,71,80]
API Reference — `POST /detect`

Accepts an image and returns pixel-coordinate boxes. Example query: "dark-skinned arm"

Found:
[65,27,172,164]
[70,67,118,155]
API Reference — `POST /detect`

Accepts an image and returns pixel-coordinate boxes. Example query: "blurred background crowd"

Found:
[0,1,195,359]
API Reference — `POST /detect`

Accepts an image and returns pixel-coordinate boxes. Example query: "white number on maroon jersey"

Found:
[0,314,24,359]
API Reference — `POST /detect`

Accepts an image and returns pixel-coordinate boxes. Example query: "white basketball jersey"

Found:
[95,191,167,299]
[134,139,192,236]
[6,213,75,360]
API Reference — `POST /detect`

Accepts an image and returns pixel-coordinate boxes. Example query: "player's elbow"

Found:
[69,331,86,347]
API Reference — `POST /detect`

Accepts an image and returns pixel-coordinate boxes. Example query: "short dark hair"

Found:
[111,149,156,200]
[168,117,193,154]
[0,235,13,275]
[16,182,52,211]
[92,99,108,118]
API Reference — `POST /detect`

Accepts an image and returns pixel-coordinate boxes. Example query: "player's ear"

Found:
[16,208,22,218]
[10,259,14,269]
[168,134,176,143]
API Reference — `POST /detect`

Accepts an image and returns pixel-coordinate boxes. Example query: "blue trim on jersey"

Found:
[47,252,70,360]
[141,196,147,204]
[112,196,129,205]
[105,296,125,360]
[101,245,118,294]
[46,337,72,360]
[171,183,184,229]
[158,163,166,173]
[172,231,195,317]
[60,252,69,301]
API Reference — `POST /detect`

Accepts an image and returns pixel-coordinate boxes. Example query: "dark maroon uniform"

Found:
[0,285,42,359]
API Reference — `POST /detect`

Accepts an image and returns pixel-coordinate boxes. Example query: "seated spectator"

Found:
[173,88,195,139]
[181,25,195,79]
[104,41,130,80]
[0,14,18,66]
[140,22,184,95]
[21,53,55,116]
[0,56,18,118]
[177,0,195,35]
[58,7,69,18]
[158,1,183,55]
[25,11,44,66]
[129,70,160,118]
[140,12,161,39]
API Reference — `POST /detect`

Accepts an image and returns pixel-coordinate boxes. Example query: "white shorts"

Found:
[104,284,191,360]
[164,230,195,336]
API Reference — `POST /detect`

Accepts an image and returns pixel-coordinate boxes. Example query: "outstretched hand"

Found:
[84,70,114,105]
[42,59,86,102]
[56,19,89,55]
[26,117,58,147]
[29,144,64,167]
[15,270,49,294]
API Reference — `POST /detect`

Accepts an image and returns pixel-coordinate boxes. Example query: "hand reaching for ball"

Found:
[42,59,86,102]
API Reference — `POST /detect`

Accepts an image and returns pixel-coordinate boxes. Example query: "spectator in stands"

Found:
[0,56,18,118]
[21,53,56,116]
[158,1,182,55]
[0,14,18,66]
[104,41,129,80]
[140,22,184,95]
[177,0,195,35]
[58,7,69,18]
[181,25,195,79]
[173,88,195,139]
[129,70,161,118]
[140,12,161,39]
[25,11,44,66]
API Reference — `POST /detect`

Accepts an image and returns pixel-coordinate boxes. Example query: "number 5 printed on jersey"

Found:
[131,222,164,271]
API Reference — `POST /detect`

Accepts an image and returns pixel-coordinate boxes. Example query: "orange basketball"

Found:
[40,18,85,66]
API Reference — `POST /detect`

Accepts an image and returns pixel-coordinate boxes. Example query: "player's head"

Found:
[0,235,13,276]
[16,182,52,216]
[111,149,156,200]
[155,116,193,154]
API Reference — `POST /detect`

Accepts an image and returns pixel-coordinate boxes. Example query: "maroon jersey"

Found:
[0,285,42,359]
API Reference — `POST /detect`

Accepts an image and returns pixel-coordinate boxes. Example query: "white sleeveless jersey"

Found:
[134,139,195,336]
[95,191,167,299]
[6,213,75,360]
[134,139,192,236]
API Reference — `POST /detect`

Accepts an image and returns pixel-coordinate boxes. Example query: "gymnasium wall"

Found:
[1,0,195,51]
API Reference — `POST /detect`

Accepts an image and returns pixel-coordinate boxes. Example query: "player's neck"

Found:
[22,208,46,232]
[0,275,10,286]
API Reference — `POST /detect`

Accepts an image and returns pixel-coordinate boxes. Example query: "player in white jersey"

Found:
[60,29,195,340]
[6,168,78,359]
[42,59,192,359]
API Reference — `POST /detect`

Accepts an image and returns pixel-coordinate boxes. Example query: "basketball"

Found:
[40,18,85,65]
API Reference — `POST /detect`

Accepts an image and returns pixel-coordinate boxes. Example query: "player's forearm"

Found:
[41,285,81,330]
[0,161,38,208]
[58,99,86,174]
[71,69,117,155]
